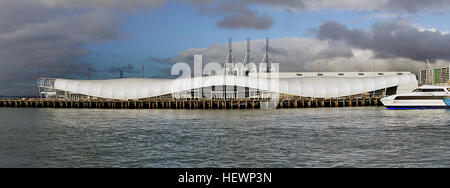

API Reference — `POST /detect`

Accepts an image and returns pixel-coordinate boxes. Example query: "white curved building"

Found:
[38,72,418,101]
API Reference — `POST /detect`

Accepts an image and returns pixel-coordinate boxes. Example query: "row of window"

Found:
[413,89,448,92]
[395,96,446,100]
[296,73,404,77]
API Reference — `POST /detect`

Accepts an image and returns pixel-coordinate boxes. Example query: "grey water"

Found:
[0,107,449,168]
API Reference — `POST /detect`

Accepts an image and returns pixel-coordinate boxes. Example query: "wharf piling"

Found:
[0,97,383,109]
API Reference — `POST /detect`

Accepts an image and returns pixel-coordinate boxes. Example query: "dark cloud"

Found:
[195,1,275,30]
[241,0,306,9]
[195,0,450,30]
[106,64,138,73]
[385,0,450,12]
[316,21,372,48]
[0,0,122,96]
[194,0,450,13]
[155,38,355,72]
[192,0,450,30]
[147,57,176,64]
[316,19,450,62]
[317,41,354,59]
[37,0,166,11]
[216,6,274,30]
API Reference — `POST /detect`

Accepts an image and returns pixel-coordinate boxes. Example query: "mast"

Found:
[317,61,320,75]
[262,37,271,73]
[426,58,431,85]
[244,37,251,65]
[225,37,233,65]
[37,65,41,99]
[223,37,234,75]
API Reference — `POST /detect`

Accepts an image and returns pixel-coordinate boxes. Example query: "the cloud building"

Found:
[37,38,418,102]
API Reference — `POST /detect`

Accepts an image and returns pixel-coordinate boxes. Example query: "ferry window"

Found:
[413,89,421,92]
[421,89,445,92]
[395,96,446,100]
[397,73,403,75]
[358,73,364,76]
[297,74,303,76]
[318,74,324,76]
[378,73,384,76]
[338,73,344,76]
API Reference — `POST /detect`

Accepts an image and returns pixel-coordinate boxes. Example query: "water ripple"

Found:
[0,107,449,168]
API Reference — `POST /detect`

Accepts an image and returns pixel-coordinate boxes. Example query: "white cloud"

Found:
[413,24,450,35]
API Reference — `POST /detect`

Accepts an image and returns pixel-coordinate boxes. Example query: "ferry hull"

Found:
[381,97,448,110]
[386,106,447,110]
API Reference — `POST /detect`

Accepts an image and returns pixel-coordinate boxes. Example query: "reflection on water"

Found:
[0,107,449,168]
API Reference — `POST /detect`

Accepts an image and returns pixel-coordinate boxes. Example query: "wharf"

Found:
[0,97,382,109]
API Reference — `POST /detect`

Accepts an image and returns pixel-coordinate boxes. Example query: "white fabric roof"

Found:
[54,74,417,100]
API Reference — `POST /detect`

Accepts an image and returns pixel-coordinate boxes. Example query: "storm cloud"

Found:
[190,0,450,30]
[316,19,450,62]
[152,37,355,72]
[37,0,165,10]
[159,29,450,76]
[0,0,122,96]
[244,0,450,12]
[216,6,274,30]
[106,64,139,73]
[385,0,450,12]
[193,0,450,13]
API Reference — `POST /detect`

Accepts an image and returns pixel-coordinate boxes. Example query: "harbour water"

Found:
[0,107,449,168]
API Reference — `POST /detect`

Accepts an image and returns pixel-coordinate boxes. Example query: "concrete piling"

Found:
[0,96,384,110]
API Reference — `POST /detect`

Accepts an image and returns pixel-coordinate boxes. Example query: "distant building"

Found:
[418,67,450,86]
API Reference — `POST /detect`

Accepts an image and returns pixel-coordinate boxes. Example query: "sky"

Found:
[1,0,450,96]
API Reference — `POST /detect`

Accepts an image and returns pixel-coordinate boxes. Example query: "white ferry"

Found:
[381,85,450,110]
